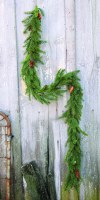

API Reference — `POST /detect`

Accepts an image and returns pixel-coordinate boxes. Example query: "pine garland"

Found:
[21,6,87,192]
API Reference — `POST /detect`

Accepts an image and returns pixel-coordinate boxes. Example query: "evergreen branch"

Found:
[21,5,87,193]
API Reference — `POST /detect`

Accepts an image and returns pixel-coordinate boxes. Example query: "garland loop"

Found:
[21,6,87,192]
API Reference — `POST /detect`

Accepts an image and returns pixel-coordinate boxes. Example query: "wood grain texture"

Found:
[75,0,100,199]
[0,0,23,199]
[0,0,100,199]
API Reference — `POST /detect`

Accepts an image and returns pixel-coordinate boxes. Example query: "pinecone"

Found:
[38,12,42,20]
[75,170,80,179]
[69,86,74,94]
[29,60,35,68]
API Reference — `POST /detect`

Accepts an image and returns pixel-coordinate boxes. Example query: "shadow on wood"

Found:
[21,161,57,200]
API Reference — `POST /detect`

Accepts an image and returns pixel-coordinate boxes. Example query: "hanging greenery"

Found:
[21,6,87,192]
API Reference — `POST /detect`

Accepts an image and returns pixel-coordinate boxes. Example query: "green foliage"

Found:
[21,6,87,193]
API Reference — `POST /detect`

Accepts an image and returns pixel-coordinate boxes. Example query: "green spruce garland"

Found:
[21,6,87,192]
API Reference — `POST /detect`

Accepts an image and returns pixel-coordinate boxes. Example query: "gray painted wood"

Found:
[0,0,100,199]
[75,0,100,199]
[0,0,23,199]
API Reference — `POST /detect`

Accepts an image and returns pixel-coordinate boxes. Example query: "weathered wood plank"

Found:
[49,0,68,199]
[96,2,100,200]
[58,1,76,199]
[75,0,100,199]
[65,0,76,71]
[39,0,68,198]
[0,0,23,199]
